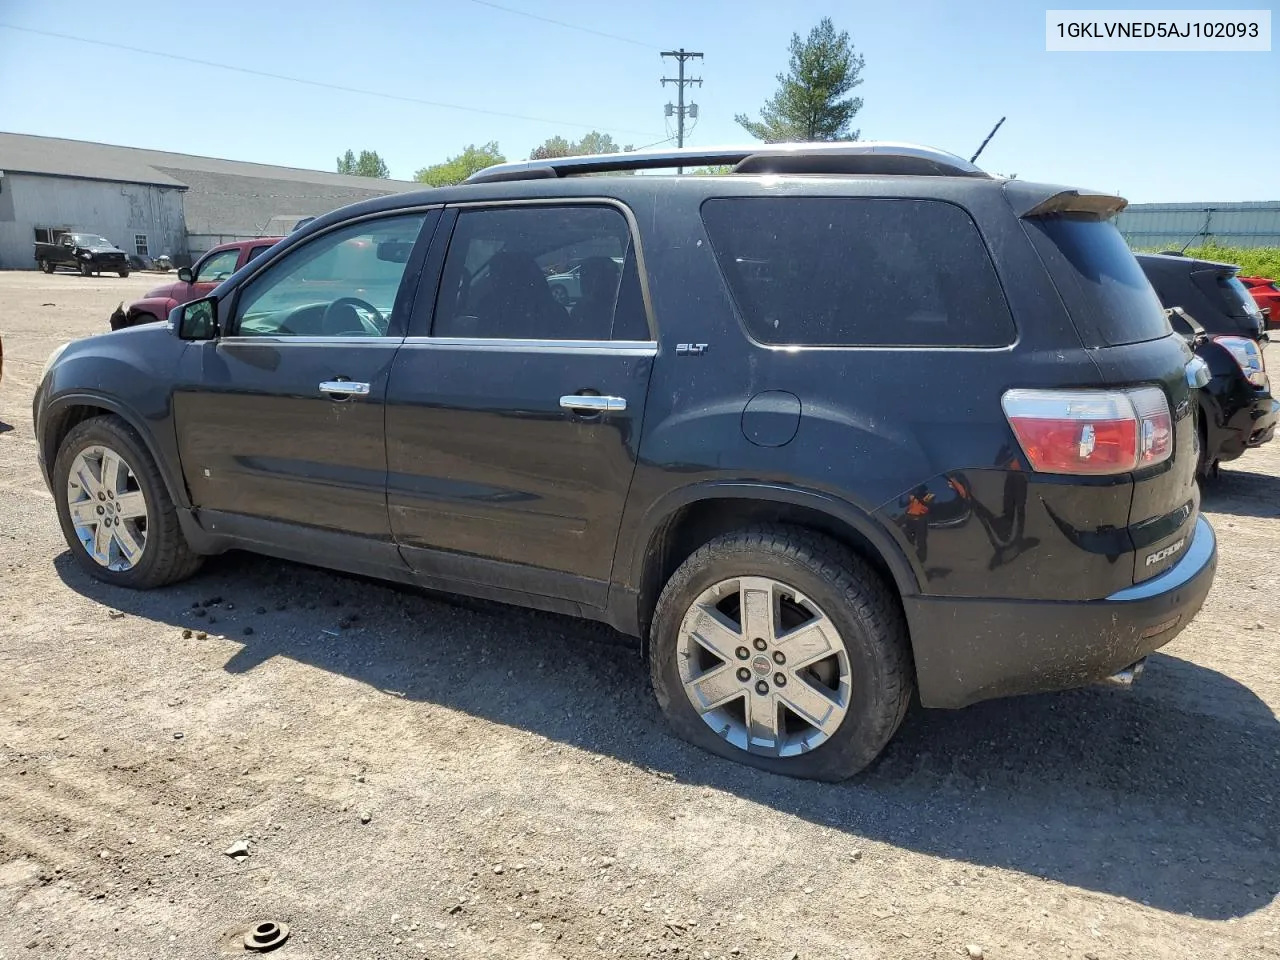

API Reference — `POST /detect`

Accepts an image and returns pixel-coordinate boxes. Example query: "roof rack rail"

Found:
[464,141,989,184]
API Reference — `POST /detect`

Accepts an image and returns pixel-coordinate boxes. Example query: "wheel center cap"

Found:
[751,655,771,676]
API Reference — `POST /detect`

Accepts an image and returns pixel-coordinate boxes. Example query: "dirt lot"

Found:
[0,269,1276,960]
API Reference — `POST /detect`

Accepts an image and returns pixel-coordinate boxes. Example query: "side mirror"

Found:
[177,266,194,283]
[172,297,218,341]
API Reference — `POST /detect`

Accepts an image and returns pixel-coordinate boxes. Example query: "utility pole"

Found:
[661,48,702,173]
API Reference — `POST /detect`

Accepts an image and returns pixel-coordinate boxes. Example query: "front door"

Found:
[386,203,655,607]
[174,211,436,549]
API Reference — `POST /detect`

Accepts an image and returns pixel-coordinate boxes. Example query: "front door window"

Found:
[232,215,427,338]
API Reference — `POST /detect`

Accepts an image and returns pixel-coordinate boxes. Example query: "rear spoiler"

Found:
[1002,181,1128,221]
[1019,190,1128,221]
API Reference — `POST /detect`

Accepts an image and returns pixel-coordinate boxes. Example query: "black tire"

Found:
[118,268,130,278]
[649,525,913,781]
[79,261,92,277]
[39,259,54,274]
[52,415,203,589]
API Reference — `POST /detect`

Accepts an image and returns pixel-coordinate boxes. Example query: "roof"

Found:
[0,131,420,193]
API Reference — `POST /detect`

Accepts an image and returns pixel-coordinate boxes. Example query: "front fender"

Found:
[36,328,191,508]
[125,297,178,325]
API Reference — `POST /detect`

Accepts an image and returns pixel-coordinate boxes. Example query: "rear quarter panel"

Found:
[616,177,1140,603]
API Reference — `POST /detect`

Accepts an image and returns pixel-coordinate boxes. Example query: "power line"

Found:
[463,0,656,49]
[0,23,663,138]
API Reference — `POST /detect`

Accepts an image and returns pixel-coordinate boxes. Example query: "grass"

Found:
[1135,242,1280,279]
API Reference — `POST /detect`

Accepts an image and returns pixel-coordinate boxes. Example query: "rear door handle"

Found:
[320,380,371,398]
[560,394,626,413]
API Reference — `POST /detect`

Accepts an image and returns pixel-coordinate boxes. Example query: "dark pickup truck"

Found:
[35,234,131,277]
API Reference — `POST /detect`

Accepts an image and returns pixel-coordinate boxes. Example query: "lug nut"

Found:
[98,492,107,501]
[753,638,767,651]
[106,491,114,499]
[736,667,751,682]
[754,680,769,695]
[96,505,105,515]
[735,646,749,661]
[772,651,786,665]
[774,673,787,687]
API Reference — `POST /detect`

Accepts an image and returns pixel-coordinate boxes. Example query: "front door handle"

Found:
[320,380,371,398]
[560,394,626,413]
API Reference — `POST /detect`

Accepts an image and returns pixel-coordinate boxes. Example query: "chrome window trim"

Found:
[441,197,658,340]
[400,336,656,356]
[218,335,405,347]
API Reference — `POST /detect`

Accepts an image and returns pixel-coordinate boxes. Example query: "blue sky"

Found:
[0,1,1275,202]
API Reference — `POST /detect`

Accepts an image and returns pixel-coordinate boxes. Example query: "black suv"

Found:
[1136,253,1276,475]
[33,143,1217,781]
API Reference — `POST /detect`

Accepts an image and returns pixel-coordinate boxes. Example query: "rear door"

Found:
[1023,214,1200,582]
[385,202,655,607]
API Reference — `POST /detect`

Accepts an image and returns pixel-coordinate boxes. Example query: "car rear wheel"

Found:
[118,268,130,278]
[39,259,54,274]
[53,415,203,589]
[649,525,913,781]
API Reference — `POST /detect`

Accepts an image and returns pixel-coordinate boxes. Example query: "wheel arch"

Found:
[624,483,919,650]
[41,393,190,510]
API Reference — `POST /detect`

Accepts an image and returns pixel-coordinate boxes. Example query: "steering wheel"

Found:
[321,296,386,335]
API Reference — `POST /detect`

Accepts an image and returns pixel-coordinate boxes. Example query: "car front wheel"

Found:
[649,525,913,781]
[39,259,54,274]
[53,415,203,588]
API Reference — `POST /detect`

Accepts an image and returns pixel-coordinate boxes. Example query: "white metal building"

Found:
[0,132,419,268]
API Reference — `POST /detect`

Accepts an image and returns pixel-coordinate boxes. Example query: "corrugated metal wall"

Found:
[0,173,187,269]
[1116,201,1280,250]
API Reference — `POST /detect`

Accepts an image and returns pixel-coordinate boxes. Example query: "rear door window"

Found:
[700,197,1015,347]
[1025,218,1171,346]
[432,205,648,341]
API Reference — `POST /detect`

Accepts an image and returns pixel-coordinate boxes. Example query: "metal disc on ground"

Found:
[243,921,289,952]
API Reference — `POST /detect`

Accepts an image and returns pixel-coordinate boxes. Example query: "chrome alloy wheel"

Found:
[65,445,148,571]
[676,576,852,757]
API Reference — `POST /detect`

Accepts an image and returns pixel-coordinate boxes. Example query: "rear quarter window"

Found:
[700,197,1015,347]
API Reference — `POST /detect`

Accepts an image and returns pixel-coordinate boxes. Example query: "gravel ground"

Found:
[0,269,1277,959]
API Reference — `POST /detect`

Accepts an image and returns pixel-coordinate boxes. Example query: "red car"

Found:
[111,238,282,329]
[1240,275,1280,330]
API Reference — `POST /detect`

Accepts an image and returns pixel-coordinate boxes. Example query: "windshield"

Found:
[71,234,113,248]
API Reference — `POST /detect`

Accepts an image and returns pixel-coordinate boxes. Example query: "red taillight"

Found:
[1001,387,1173,475]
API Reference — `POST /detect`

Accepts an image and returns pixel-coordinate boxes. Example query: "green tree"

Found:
[336,148,391,178]
[413,142,506,186]
[688,165,735,176]
[735,18,865,142]
[528,131,633,160]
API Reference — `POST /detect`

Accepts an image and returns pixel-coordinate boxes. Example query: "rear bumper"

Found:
[1246,399,1279,448]
[1215,392,1277,460]
[905,515,1217,708]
